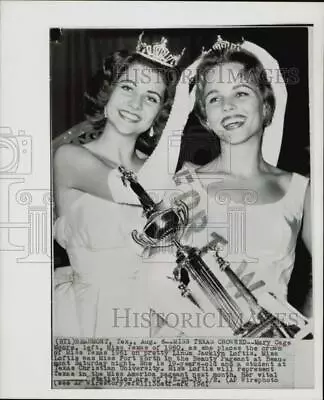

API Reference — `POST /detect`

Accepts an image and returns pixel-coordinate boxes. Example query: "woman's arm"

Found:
[301,285,313,319]
[54,144,120,202]
[301,182,312,317]
[54,57,202,206]
[136,57,202,191]
[302,183,311,254]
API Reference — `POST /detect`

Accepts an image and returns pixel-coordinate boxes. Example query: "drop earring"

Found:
[104,107,108,118]
[149,127,155,137]
[263,104,271,127]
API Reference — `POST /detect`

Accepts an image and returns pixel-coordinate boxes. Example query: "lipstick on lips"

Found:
[119,109,141,123]
[221,114,246,131]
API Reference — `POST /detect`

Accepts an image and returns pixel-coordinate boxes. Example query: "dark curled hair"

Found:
[84,50,179,140]
[195,48,276,130]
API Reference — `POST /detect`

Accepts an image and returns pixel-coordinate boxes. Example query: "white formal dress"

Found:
[53,163,309,338]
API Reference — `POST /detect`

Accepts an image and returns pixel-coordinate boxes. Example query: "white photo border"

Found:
[0,1,323,399]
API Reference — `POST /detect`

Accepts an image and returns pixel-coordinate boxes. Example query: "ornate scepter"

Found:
[119,166,312,338]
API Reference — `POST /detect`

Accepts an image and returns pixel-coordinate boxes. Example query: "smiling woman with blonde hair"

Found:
[131,37,312,338]
[155,38,312,332]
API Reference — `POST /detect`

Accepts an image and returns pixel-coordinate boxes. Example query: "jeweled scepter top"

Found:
[118,166,156,217]
[118,165,189,246]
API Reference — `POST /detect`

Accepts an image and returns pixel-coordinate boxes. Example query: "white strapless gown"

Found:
[54,166,309,338]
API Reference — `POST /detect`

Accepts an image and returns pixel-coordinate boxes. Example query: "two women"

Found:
[53,33,312,338]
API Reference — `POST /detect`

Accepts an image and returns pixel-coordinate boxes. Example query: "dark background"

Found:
[51,27,311,312]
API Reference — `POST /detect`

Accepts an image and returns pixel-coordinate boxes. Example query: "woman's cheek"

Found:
[206,106,221,123]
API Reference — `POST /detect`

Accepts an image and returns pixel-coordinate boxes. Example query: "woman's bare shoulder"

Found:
[264,164,294,191]
[53,143,83,170]
[54,142,92,161]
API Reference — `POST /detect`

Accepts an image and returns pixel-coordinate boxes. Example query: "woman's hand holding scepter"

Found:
[137,56,202,191]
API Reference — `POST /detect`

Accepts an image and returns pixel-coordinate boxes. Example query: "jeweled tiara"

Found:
[202,35,244,56]
[135,32,185,68]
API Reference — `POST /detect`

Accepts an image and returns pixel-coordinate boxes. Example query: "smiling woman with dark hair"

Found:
[53,33,200,337]
[84,50,178,142]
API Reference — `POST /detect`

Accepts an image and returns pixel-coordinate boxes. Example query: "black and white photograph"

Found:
[52,26,314,386]
[0,1,323,398]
